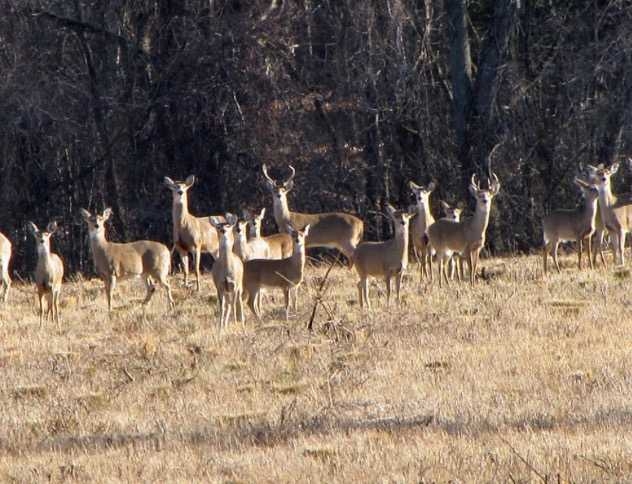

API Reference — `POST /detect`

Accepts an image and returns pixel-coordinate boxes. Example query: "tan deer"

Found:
[590,161,632,266]
[542,178,600,273]
[80,208,174,311]
[242,224,310,321]
[209,214,244,331]
[245,208,292,259]
[427,174,501,287]
[354,204,414,309]
[163,175,224,291]
[0,232,11,303]
[262,164,363,266]
[408,180,436,280]
[233,211,271,261]
[27,221,64,326]
[439,200,465,281]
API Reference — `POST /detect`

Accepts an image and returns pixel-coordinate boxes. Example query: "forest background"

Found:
[1,0,631,274]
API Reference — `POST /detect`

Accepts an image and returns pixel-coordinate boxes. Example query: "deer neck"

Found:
[37,243,52,260]
[172,193,190,224]
[234,233,248,259]
[218,236,234,259]
[88,230,109,257]
[469,202,492,240]
[415,202,433,229]
[393,226,410,265]
[583,197,599,228]
[291,244,307,272]
[273,194,292,231]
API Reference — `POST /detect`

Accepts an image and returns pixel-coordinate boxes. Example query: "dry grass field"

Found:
[1,253,632,482]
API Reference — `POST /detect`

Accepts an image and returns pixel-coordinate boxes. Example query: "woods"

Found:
[1,0,632,275]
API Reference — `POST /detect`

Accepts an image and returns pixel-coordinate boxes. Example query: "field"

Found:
[1,253,632,482]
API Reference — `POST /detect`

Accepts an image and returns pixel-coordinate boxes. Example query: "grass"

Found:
[1,253,632,482]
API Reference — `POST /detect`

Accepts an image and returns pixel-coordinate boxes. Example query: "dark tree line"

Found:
[1,0,632,275]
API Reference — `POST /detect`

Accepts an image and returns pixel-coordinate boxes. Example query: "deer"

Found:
[439,200,465,281]
[353,204,414,309]
[541,178,600,274]
[233,211,271,261]
[589,161,632,267]
[427,173,501,287]
[242,224,310,321]
[408,180,436,280]
[27,221,64,326]
[0,232,11,303]
[80,208,174,311]
[163,175,224,291]
[209,214,244,331]
[245,208,292,259]
[262,164,363,267]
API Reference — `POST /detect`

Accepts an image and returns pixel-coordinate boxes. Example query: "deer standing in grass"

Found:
[262,164,363,266]
[542,178,599,274]
[28,222,63,326]
[164,175,223,291]
[440,200,465,281]
[0,232,11,303]
[542,178,600,274]
[80,208,174,311]
[245,208,292,259]
[354,204,414,309]
[590,161,632,267]
[209,215,244,330]
[409,180,436,280]
[242,224,310,321]
[427,174,501,287]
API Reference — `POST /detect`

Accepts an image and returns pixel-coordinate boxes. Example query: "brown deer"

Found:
[408,180,436,280]
[262,164,363,266]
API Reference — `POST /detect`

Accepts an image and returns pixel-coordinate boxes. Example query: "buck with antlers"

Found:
[427,173,501,286]
[262,164,363,266]
[542,178,600,273]
[163,175,224,291]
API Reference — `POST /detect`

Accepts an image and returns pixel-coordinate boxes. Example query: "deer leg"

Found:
[143,276,156,305]
[194,247,202,291]
[385,276,392,306]
[543,242,549,275]
[552,242,561,273]
[357,280,364,308]
[395,271,403,305]
[283,288,291,321]
[363,279,371,311]
[586,236,593,270]
[578,239,583,270]
[105,276,116,312]
[157,276,175,309]
[427,249,433,282]
[54,290,61,327]
[2,273,9,303]
[247,290,261,321]
[38,291,44,327]
[177,247,190,286]
[469,251,478,285]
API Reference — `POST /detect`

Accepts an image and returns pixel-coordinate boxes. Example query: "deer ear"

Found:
[385,203,396,216]
[408,180,421,190]
[610,162,620,175]
[27,222,38,235]
[225,213,238,225]
[102,208,113,220]
[284,180,294,192]
[427,180,437,192]
[457,201,466,210]
[163,176,176,187]
[302,224,311,237]
[440,200,450,210]
[259,207,266,219]
[209,216,222,228]
[184,175,195,187]
[80,208,91,221]
[46,221,58,234]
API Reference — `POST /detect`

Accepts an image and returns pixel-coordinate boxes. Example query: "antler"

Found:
[470,174,481,190]
[262,164,275,184]
[489,172,501,194]
[285,165,296,185]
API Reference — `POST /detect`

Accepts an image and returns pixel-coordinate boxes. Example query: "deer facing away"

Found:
[28,221,64,326]
[262,164,363,266]
[80,208,174,311]
[353,204,414,309]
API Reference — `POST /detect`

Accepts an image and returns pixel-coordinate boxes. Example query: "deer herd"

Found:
[4,160,632,329]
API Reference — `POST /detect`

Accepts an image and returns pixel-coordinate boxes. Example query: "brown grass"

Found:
[1,254,632,482]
